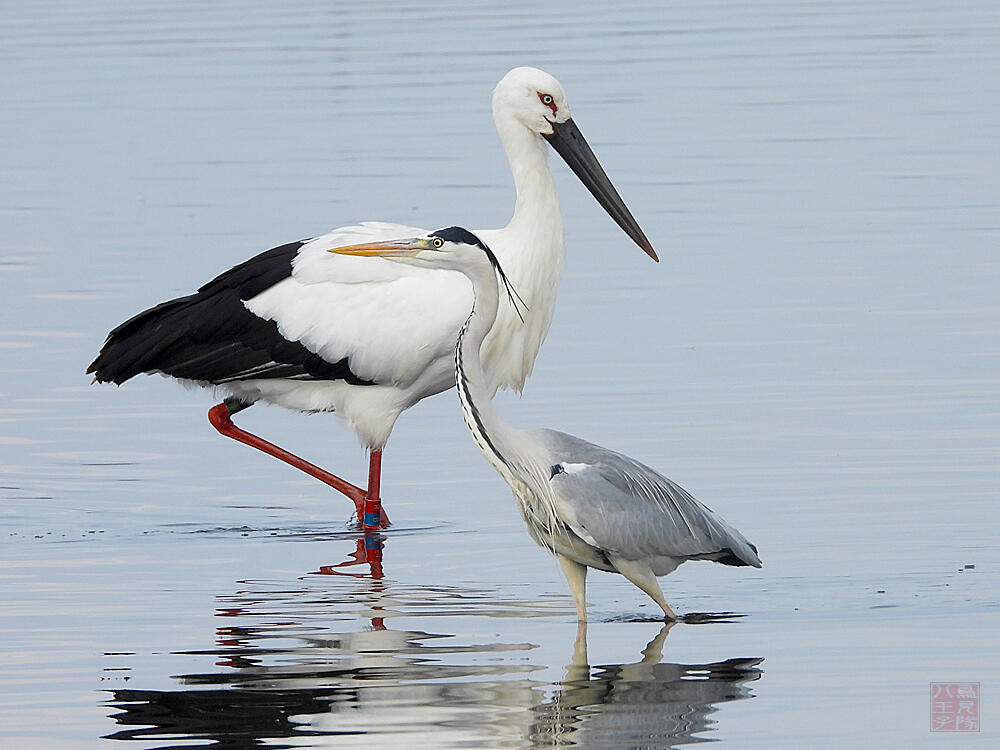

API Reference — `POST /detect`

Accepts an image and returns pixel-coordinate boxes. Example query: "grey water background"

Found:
[2,1,998,747]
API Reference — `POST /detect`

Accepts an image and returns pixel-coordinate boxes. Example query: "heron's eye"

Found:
[432,237,444,249]
[538,92,557,116]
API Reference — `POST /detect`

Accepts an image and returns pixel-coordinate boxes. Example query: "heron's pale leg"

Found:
[207,400,389,528]
[609,555,678,621]
[557,553,589,622]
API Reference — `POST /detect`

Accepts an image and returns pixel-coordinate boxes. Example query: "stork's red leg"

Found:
[207,401,389,528]
[362,450,383,531]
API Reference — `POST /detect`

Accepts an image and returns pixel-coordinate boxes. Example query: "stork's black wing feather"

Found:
[87,240,372,387]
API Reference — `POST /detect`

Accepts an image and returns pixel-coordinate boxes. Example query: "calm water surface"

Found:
[2,1,998,747]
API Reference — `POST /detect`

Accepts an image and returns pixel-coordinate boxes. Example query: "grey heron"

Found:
[87,67,657,530]
[330,227,761,621]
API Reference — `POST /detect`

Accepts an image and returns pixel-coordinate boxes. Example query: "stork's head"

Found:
[492,66,571,136]
[492,67,659,262]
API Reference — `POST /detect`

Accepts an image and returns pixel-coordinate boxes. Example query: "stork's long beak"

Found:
[328,237,433,257]
[544,118,658,262]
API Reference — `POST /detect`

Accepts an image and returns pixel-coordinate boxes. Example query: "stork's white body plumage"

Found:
[232,200,562,450]
[89,67,655,526]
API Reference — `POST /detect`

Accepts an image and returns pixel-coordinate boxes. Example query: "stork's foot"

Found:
[207,401,390,529]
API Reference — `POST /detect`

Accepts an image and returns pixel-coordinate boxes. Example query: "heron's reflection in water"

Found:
[530,622,762,747]
[104,534,763,748]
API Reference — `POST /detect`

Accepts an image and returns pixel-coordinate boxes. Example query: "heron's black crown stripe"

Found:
[431,226,527,321]
[87,239,374,387]
[430,226,505,276]
[429,226,489,253]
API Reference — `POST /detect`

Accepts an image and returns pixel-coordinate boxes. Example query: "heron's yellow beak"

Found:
[328,238,432,257]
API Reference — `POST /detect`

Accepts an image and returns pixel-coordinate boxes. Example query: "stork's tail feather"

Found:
[87,239,306,386]
[87,294,204,384]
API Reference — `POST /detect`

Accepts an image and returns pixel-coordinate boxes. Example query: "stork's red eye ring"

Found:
[538,92,557,116]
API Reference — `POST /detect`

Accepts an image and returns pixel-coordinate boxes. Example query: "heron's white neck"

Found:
[454,258,525,477]
[455,254,562,539]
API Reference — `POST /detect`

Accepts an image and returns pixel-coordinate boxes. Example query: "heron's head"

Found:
[329,227,526,317]
[328,227,495,271]
[493,66,571,136]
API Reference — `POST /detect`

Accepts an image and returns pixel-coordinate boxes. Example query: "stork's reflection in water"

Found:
[105,534,762,748]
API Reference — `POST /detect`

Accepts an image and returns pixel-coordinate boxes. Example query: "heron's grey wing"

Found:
[535,429,761,567]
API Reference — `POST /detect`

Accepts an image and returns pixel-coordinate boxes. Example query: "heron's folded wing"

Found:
[539,429,761,566]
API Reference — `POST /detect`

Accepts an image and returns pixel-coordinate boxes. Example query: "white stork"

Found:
[87,67,657,530]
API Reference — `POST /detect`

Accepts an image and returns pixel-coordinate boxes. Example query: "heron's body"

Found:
[331,228,761,621]
[88,68,656,527]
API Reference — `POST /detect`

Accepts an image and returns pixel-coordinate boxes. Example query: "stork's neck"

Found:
[454,259,523,476]
[476,113,566,396]
[495,115,563,242]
